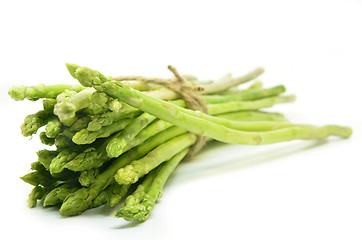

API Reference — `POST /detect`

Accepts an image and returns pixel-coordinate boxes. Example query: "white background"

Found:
[1,0,361,239]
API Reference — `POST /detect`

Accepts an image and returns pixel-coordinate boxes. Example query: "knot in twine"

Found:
[138,65,208,160]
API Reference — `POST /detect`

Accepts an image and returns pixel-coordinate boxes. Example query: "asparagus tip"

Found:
[43,190,59,207]
[54,100,77,121]
[59,189,91,216]
[8,85,27,101]
[114,164,140,185]
[106,139,127,158]
[115,205,144,221]
[65,63,80,79]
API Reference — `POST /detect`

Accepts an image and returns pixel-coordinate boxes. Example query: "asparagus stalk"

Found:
[88,91,123,114]
[39,132,55,146]
[20,168,58,187]
[27,186,45,208]
[37,149,58,170]
[105,119,173,159]
[8,84,85,101]
[114,133,197,185]
[116,148,189,221]
[106,112,157,158]
[78,168,100,187]
[45,116,63,138]
[115,80,162,91]
[206,95,296,115]
[116,168,159,220]
[55,133,78,150]
[70,115,92,131]
[86,110,142,132]
[72,118,133,145]
[106,183,131,207]
[202,85,286,104]
[91,191,109,208]
[21,110,50,137]
[198,67,264,94]
[63,143,110,172]
[42,98,57,113]
[43,183,79,206]
[246,80,263,90]
[124,169,158,207]
[216,110,288,122]
[49,150,80,174]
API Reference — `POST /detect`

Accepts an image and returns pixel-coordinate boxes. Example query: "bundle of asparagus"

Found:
[9,64,352,222]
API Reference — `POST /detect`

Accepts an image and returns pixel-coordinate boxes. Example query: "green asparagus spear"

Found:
[78,168,100,187]
[106,112,157,158]
[199,67,264,94]
[88,91,123,114]
[246,80,263,90]
[21,110,50,137]
[116,148,189,221]
[106,183,131,207]
[21,168,57,187]
[37,149,58,170]
[27,186,45,208]
[124,169,158,207]
[43,183,79,206]
[90,183,130,208]
[8,84,85,101]
[72,118,133,145]
[54,87,95,122]
[63,143,110,172]
[54,133,77,150]
[70,115,92,131]
[49,150,80,174]
[116,168,159,220]
[114,133,197,185]
[206,95,296,115]
[45,116,63,138]
[216,110,288,122]
[87,110,142,132]
[42,98,57,113]
[202,85,286,104]
[39,132,55,146]
[91,191,109,208]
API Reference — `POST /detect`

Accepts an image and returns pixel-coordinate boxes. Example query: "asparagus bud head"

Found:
[60,188,91,216]
[66,63,108,87]
[8,85,27,101]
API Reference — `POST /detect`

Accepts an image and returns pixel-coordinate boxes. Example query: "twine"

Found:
[132,65,209,159]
